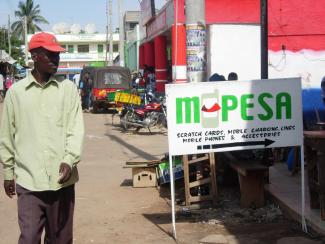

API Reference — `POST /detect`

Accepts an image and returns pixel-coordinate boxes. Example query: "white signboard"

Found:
[166,78,303,156]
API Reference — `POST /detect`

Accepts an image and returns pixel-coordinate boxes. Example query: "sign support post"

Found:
[170,0,179,240]
[300,145,308,232]
[168,154,177,239]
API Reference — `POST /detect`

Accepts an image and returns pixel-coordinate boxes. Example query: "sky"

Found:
[0,0,167,33]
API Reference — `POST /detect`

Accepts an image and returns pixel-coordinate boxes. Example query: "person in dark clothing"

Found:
[209,73,226,82]
[321,76,325,105]
[146,66,156,93]
[228,72,238,81]
[81,72,93,111]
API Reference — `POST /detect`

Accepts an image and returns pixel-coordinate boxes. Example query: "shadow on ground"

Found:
[105,133,159,160]
[120,179,133,187]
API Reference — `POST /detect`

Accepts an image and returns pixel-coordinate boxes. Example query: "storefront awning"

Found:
[0,50,16,64]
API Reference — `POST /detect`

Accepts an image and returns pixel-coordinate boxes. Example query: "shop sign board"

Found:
[140,0,155,25]
[166,78,303,156]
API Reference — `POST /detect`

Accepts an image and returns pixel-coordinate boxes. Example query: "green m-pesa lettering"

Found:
[257,92,292,120]
[176,97,200,124]
[276,92,292,119]
[176,91,292,124]
[221,92,292,122]
[221,95,237,121]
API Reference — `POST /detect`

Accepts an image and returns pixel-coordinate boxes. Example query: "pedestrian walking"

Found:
[5,74,13,90]
[321,76,325,105]
[73,73,81,88]
[146,66,156,93]
[80,72,93,111]
[0,32,84,244]
[0,73,4,101]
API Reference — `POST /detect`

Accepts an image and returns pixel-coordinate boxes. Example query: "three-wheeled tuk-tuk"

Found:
[81,66,131,113]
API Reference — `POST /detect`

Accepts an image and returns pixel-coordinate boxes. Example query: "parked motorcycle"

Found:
[119,93,167,133]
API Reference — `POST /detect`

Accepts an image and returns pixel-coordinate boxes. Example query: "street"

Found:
[0,106,175,244]
[0,107,323,244]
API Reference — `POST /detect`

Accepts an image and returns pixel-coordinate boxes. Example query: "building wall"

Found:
[203,0,325,89]
[204,0,325,124]
[269,0,325,51]
[141,0,325,91]
[267,0,325,89]
[126,42,138,72]
[208,24,261,81]
[205,0,259,24]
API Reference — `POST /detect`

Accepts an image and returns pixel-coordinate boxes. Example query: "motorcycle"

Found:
[119,93,167,133]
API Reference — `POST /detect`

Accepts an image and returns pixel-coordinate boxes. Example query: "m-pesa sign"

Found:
[166,78,303,156]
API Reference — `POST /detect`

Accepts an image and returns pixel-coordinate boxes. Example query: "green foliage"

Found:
[0,28,25,65]
[11,0,49,40]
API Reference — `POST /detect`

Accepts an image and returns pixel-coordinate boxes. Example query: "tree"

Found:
[0,27,25,65]
[11,0,49,40]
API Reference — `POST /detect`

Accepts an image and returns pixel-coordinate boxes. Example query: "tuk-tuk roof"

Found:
[81,66,131,89]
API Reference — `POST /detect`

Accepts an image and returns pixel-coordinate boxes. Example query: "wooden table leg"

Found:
[318,152,325,219]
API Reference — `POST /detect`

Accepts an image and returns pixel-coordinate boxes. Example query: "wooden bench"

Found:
[224,152,269,208]
[304,130,325,220]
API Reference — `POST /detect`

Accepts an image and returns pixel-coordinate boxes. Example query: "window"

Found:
[77,45,89,53]
[60,44,66,50]
[104,72,122,85]
[68,45,74,53]
[129,23,137,30]
[113,44,118,52]
[107,44,119,52]
[98,44,104,53]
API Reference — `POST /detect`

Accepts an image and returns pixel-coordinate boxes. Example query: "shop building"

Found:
[124,11,141,72]
[139,0,325,92]
[27,33,120,68]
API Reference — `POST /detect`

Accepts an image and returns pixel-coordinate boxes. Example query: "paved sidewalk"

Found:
[266,162,325,236]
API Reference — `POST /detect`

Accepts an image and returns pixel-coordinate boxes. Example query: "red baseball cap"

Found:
[29,32,65,52]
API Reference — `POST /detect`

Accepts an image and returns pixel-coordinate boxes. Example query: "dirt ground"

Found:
[0,108,324,244]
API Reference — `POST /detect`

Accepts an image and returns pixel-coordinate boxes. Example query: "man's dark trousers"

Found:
[16,184,75,244]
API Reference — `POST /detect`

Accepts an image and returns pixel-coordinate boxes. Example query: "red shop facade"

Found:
[139,0,325,92]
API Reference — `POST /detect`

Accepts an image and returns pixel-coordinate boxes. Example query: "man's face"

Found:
[32,48,60,75]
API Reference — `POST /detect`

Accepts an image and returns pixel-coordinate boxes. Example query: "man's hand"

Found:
[4,180,15,198]
[58,163,72,184]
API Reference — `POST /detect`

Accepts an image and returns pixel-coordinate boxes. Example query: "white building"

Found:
[27,32,120,68]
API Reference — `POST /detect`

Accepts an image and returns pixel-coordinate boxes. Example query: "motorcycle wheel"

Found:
[162,116,167,128]
[157,113,167,129]
[120,110,132,131]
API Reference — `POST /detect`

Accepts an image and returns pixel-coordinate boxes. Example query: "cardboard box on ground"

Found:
[124,156,184,187]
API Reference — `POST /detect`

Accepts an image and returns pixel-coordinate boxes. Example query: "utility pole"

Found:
[23,16,28,66]
[185,0,206,83]
[7,15,11,56]
[261,0,268,79]
[105,0,109,66]
[136,24,140,71]
[118,0,125,67]
[109,0,113,66]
